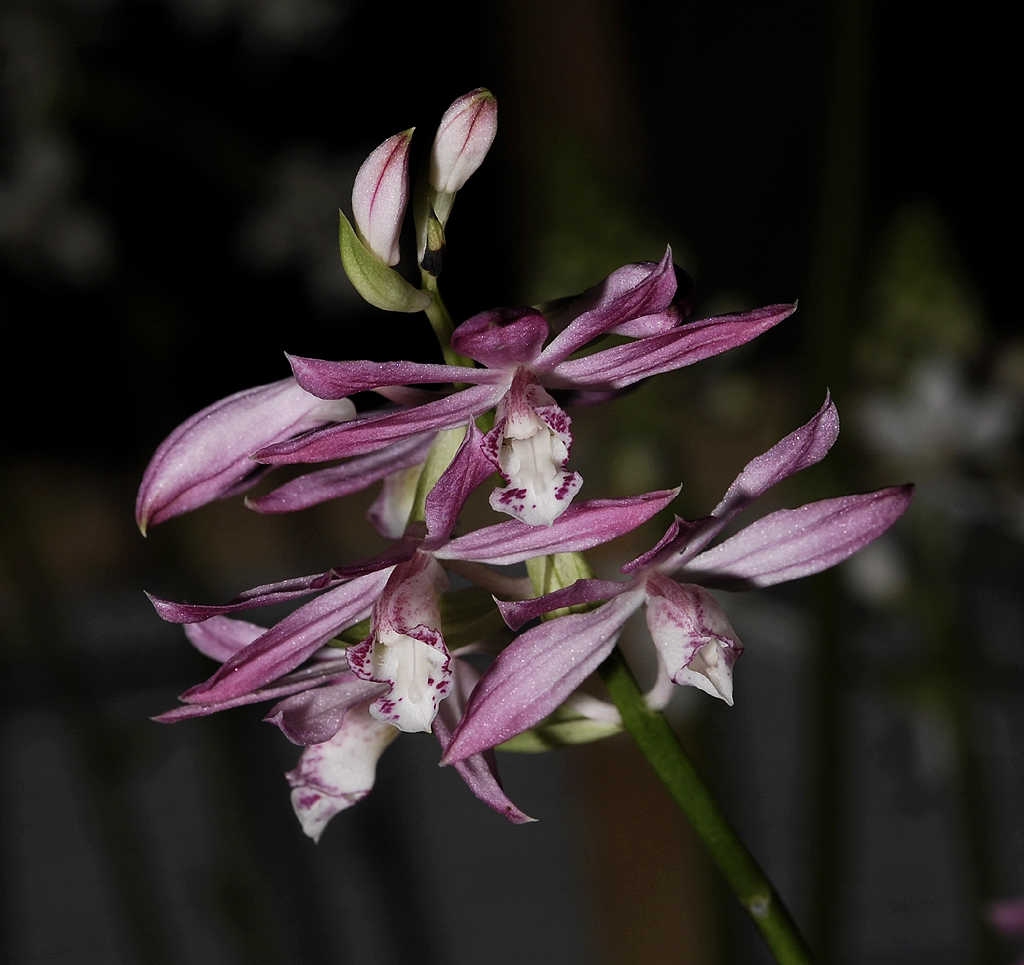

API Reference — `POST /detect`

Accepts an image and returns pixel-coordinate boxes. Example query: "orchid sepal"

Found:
[136,378,354,533]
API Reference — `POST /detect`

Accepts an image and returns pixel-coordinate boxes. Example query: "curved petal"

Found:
[424,423,497,544]
[544,303,795,390]
[286,705,401,842]
[288,354,497,399]
[136,378,354,532]
[433,659,534,824]
[183,615,266,661]
[496,578,630,630]
[246,433,434,514]
[265,675,388,745]
[654,394,841,571]
[535,250,678,368]
[441,591,644,763]
[450,307,549,368]
[681,485,915,590]
[254,383,506,465]
[436,488,678,566]
[146,569,340,624]
[180,568,393,705]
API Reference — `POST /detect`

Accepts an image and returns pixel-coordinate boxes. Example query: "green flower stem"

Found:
[599,646,814,965]
[420,272,474,368]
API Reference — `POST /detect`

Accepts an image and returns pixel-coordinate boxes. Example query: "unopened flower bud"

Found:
[352,129,413,266]
[429,89,497,196]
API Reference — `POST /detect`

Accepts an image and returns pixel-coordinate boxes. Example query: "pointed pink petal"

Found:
[435,488,679,566]
[653,395,841,571]
[254,383,506,465]
[682,485,914,590]
[146,569,340,624]
[495,578,629,630]
[433,659,534,824]
[545,303,795,389]
[536,250,678,368]
[423,423,497,544]
[246,433,434,514]
[136,378,354,531]
[182,616,266,661]
[286,705,401,842]
[154,661,351,723]
[450,307,549,368]
[180,568,392,705]
[265,675,388,745]
[442,591,644,763]
[288,354,496,399]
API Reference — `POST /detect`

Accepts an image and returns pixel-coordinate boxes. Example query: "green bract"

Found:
[339,209,432,313]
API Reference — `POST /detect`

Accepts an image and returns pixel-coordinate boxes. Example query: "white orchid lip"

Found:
[346,554,452,734]
[485,368,583,526]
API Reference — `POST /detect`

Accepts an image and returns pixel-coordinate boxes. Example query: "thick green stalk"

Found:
[599,647,814,965]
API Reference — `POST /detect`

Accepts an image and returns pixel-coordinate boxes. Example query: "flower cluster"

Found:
[139,90,913,841]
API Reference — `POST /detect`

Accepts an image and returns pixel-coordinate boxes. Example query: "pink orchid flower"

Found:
[442,396,914,763]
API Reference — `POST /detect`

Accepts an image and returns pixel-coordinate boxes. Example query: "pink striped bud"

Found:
[429,89,497,195]
[352,129,413,265]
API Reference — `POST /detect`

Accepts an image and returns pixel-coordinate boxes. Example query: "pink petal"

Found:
[436,488,678,566]
[652,394,841,571]
[265,675,388,745]
[246,433,434,514]
[136,378,354,532]
[146,569,340,624]
[545,303,795,390]
[441,591,644,763]
[450,307,549,368]
[536,250,678,368]
[182,616,266,661]
[288,354,495,400]
[433,659,534,823]
[682,485,915,590]
[423,423,497,544]
[496,578,629,630]
[254,383,506,465]
[180,568,392,705]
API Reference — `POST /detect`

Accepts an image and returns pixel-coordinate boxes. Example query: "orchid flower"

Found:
[150,419,679,833]
[442,396,915,763]
[154,611,531,838]
[255,251,795,525]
